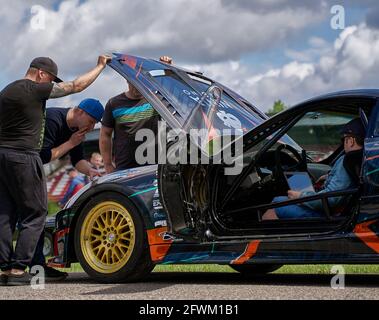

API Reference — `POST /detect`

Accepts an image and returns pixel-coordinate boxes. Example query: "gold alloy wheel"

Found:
[80,201,136,273]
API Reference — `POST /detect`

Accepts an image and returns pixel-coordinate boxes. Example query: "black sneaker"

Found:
[30,265,68,282]
[6,272,33,286]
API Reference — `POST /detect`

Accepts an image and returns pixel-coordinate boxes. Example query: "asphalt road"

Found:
[1,272,379,300]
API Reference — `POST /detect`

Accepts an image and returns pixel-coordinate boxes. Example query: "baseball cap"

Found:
[341,118,366,139]
[30,57,63,83]
[78,98,104,123]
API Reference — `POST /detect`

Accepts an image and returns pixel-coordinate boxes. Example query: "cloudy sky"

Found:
[1,0,379,111]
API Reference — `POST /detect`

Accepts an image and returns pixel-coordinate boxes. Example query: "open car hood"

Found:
[108,53,273,155]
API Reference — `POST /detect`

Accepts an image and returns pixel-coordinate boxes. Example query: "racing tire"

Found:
[229,264,283,275]
[74,192,154,283]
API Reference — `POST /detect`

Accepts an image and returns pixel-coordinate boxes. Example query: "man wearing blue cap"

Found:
[40,98,104,179]
[30,98,104,280]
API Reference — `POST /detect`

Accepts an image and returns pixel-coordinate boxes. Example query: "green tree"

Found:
[266,100,287,117]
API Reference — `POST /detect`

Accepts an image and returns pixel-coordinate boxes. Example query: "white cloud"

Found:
[1,0,379,114]
[185,23,379,111]
[285,36,331,62]
[0,0,329,109]
[1,0,325,73]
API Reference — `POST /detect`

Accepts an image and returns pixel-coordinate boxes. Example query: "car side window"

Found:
[287,110,355,162]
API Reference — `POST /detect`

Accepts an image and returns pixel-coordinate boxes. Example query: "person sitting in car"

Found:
[262,118,365,220]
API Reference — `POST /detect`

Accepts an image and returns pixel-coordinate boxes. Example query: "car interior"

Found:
[209,102,374,235]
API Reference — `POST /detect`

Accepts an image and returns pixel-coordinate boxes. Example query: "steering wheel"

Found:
[274,144,305,189]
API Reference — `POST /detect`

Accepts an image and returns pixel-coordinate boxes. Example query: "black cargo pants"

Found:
[0,148,47,271]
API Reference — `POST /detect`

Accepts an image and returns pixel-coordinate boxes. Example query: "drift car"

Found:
[48,53,379,283]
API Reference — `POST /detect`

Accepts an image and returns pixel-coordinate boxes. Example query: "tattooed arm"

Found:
[49,54,111,99]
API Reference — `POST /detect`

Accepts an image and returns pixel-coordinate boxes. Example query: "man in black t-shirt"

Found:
[0,54,111,286]
[100,56,172,174]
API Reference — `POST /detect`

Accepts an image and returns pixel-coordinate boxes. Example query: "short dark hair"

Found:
[66,167,77,174]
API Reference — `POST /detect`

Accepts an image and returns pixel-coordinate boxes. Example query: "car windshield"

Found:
[147,68,303,154]
[148,69,263,132]
[147,69,303,154]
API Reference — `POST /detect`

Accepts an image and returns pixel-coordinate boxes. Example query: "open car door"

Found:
[108,53,270,237]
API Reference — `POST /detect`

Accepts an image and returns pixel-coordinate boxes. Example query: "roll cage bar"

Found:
[224,188,359,221]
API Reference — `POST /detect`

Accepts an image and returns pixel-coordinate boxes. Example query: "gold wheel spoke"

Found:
[114,214,122,228]
[101,249,108,263]
[118,225,131,234]
[115,218,128,230]
[111,211,116,226]
[109,250,114,265]
[92,227,102,234]
[92,243,104,252]
[90,233,102,240]
[106,211,112,227]
[97,214,106,229]
[99,214,107,227]
[114,247,123,261]
[97,247,105,261]
[117,242,130,251]
[90,237,102,244]
[105,250,110,265]
[104,212,109,227]
[119,232,131,240]
[111,250,118,262]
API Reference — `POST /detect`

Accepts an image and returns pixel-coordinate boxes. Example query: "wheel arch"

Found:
[65,184,155,263]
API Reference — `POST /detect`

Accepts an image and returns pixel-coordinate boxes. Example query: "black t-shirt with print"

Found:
[0,79,53,151]
[102,93,159,170]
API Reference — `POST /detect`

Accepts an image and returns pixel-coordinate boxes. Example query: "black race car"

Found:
[47,54,379,283]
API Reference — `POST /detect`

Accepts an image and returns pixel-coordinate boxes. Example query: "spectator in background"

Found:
[60,168,86,206]
[89,152,106,175]
[84,152,106,184]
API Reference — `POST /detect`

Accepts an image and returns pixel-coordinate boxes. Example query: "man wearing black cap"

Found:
[262,117,365,221]
[0,54,110,286]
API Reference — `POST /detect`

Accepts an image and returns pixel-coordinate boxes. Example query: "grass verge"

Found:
[61,263,379,274]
